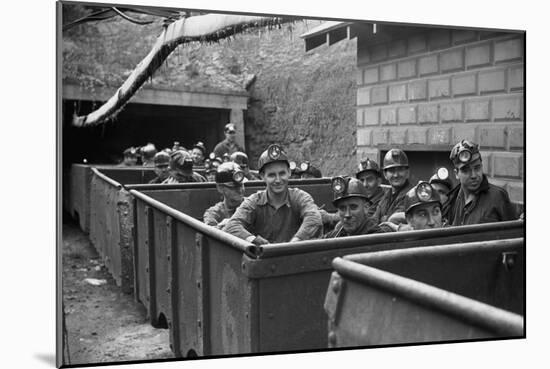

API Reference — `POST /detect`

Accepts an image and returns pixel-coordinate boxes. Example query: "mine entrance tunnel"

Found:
[62,99,231,167]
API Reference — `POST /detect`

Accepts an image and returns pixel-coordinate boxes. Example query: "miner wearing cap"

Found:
[203,162,246,229]
[162,149,206,184]
[213,123,245,158]
[204,153,223,182]
[230,151,261,180]
[429,167,453,206]
[323,177,377,238]
[191,141,207,166]
[445,140,517,225]
[298,161,322,179]
[356,158,385,219]
[370,148,414,225]
[223,144,323,245]
[119,147,138,166]
[140,143,157,167]
[148,151,171,184]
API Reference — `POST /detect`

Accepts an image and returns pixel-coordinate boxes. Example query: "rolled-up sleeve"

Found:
[223,195,257,240]
[293,190,323,240]
[203,203,221,226]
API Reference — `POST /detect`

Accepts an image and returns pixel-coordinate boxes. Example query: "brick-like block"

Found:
[507,125,524,149]
[479,69,506,94]
[389,40,407,58]
[479,125,506,149]
[440,49,464,72]
[356,108,364,126]
[429,29,451,50]
[398,106,416,124]
[452,30,478,44]
[508,64,524,91]
[419,55,439,76]
[364,108,380,126]
[398,59,416,79]
[357,87,371,106]
[389,84,407,103]
[440,102,463,122]
[357,128,372,146]
[408,34,427,54]
[465,99,490,121]
[452,73,477,96]
[480,151,492,176]
[371,86,388,105]
[418,104,439,123]
[428,127,451,145]
[407,127,428,144]
[389,128,407,145]
[380,108,397,125]
[429,78,451,99]
[356,69,364,85]
[372,129,389,145]
[466,43,491,68]
[380,63,397,82]
[357,147,380,163]
[453,124,477,143]
[364,67,379,85]
[507,181,524,204]
[493,152,523,178]
[408,80,428,101]
[493,95,522,121]
[495,38,523,63]
[370,43,388,62]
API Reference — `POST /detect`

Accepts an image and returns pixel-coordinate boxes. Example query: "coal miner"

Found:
[444,140,517,225]
[203,162,246,229]
[355,158,385,219]
[119,147,138,166]
[191,141,207,166]
[370,148,413,224]
[213,123,245,158]
[230,151,261,180]
[223,144,322,245]
[140,143,157,167]
[323,177,376,238]
[148,151,171,184]
[162,150,206,184]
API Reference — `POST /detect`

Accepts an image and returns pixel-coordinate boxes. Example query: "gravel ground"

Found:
[61,220,174,366]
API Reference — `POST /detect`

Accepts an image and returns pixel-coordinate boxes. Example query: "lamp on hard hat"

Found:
[257,144,290,173]
[300,162,310,172]
[404,181,442,214]
[450,140,481,168]
[331,176,347,195]
[215,162,245,186]
[416,182,433,202]
[331,176,369,205]
[268,144,282,160]
[289,161,297,171]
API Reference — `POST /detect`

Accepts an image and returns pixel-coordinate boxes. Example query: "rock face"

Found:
[63,5,358,176]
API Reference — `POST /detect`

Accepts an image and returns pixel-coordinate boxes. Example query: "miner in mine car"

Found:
[444,140,517,225]
[223,144,322,245]
[203,162,246,229]
[369,148,414,226]
[323,177,376,238]
[162,149,206,184]
[148,151,171,184]
[355,158,385,219]
[213,123,245,158]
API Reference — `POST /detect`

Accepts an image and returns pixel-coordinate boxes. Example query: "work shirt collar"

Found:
[257,189,291,208]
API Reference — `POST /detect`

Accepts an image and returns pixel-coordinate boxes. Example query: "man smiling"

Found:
[445,140,517,225]
[224,144,322,245]
[324,177,375,238]
[370,148,413,225]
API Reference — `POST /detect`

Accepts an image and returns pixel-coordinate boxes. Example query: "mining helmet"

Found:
[141,143,157,160]
[404,181,442,215]
[356,158,381,178]
[215,162,245,186]
[170,150,194,172]
[450,140,481,169]
[383,149,409,170]
[331,176,369,205]
[192,141,206,156]
[429,167,453,191]
[123,147,138,157]
[257,144,290,173]
[224,123,237,133]
[230,151,249,168]
[300,162,322,178]
[153,151,170,166]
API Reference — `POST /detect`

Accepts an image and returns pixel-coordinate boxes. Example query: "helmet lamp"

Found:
[416,182,433,202]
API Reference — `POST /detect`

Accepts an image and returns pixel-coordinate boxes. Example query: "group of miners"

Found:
[116,121,520,244]
[204,139,520,245]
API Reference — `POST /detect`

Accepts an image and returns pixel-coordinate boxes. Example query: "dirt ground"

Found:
[62,219,174,366]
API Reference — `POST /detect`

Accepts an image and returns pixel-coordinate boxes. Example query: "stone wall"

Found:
[355,29,524,204]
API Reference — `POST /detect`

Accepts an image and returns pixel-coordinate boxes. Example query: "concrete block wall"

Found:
[355,29,524,204]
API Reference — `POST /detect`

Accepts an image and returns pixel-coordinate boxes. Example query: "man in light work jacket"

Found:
[444,140,517,225]
[223,144,323,245]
